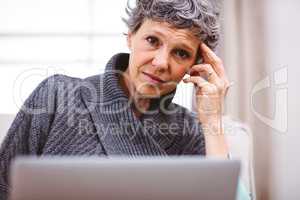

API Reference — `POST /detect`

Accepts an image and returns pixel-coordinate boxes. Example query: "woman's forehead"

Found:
[137,19,200,48]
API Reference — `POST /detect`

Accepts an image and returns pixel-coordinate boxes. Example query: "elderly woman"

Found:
[0,0,250,199]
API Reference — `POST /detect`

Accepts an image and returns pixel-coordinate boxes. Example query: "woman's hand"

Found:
[183,42,230,157]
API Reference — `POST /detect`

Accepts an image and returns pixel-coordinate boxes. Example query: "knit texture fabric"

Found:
[0,53,205,199]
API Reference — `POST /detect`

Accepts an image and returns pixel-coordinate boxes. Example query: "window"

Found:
[0,0,193,114]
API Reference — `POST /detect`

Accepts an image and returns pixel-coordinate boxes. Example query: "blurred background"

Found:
[0,0,299,199]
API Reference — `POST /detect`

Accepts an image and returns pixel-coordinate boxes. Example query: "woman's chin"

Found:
[135,81,176,98]
[136,86,163,98]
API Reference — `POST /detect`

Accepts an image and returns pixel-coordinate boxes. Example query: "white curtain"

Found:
[221,0,272,199]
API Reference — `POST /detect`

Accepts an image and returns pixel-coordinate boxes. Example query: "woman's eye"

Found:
[146,36,159,47]
[174,49,190,60]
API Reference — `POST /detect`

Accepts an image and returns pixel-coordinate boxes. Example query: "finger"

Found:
[199,43,230,92]
[189,64,218,83]
[200,42,225,78]
[190,64,229,97]
[183,75,206,86]
[183,76,218,94]
[189,64,226,93]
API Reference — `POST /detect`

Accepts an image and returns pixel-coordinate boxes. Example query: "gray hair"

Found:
[123,0,221,50]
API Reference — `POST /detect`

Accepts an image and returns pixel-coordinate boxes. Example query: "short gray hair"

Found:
[123,0,221,50]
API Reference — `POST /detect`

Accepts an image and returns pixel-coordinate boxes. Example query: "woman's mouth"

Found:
[142,72,166,84]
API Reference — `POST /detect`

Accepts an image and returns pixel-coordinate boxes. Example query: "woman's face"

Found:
[126,19,201,97]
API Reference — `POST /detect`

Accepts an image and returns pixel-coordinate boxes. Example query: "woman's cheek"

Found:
[174,67,188,81]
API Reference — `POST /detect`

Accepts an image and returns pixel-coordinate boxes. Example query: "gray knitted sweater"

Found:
[0,53,205,199]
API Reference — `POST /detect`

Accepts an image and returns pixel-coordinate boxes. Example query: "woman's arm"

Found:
[183,42,230,157]
[201,118,229,158]
[0,75,59,200]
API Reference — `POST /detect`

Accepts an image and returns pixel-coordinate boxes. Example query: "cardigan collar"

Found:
[81,53,178,156]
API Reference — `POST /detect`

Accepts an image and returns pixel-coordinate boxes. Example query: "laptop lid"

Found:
[10,156,240,200]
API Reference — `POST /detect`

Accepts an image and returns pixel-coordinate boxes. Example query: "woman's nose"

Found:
[151,49,169,71]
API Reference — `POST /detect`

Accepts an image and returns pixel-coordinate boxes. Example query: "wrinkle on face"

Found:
[124,19,201,98]
[136,20,200,61]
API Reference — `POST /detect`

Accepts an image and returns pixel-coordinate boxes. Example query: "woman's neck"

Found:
[119,70,151,118]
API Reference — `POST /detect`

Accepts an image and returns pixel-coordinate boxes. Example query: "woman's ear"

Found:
[127,32,132,50]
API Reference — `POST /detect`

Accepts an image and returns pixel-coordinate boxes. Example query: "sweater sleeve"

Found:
[0,75,60,200]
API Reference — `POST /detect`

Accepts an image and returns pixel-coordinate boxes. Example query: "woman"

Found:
[0,0,250,199]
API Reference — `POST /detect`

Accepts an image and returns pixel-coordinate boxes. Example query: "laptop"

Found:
[9,156,240,200]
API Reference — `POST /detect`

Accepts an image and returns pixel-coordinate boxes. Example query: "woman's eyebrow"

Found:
[146,29,196,53]
[174,43,195,53]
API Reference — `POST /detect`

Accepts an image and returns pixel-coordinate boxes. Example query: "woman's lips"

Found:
[142,72,166,84]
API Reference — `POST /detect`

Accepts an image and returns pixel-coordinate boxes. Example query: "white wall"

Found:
[264,0,300,199]
[222,0,300,199]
